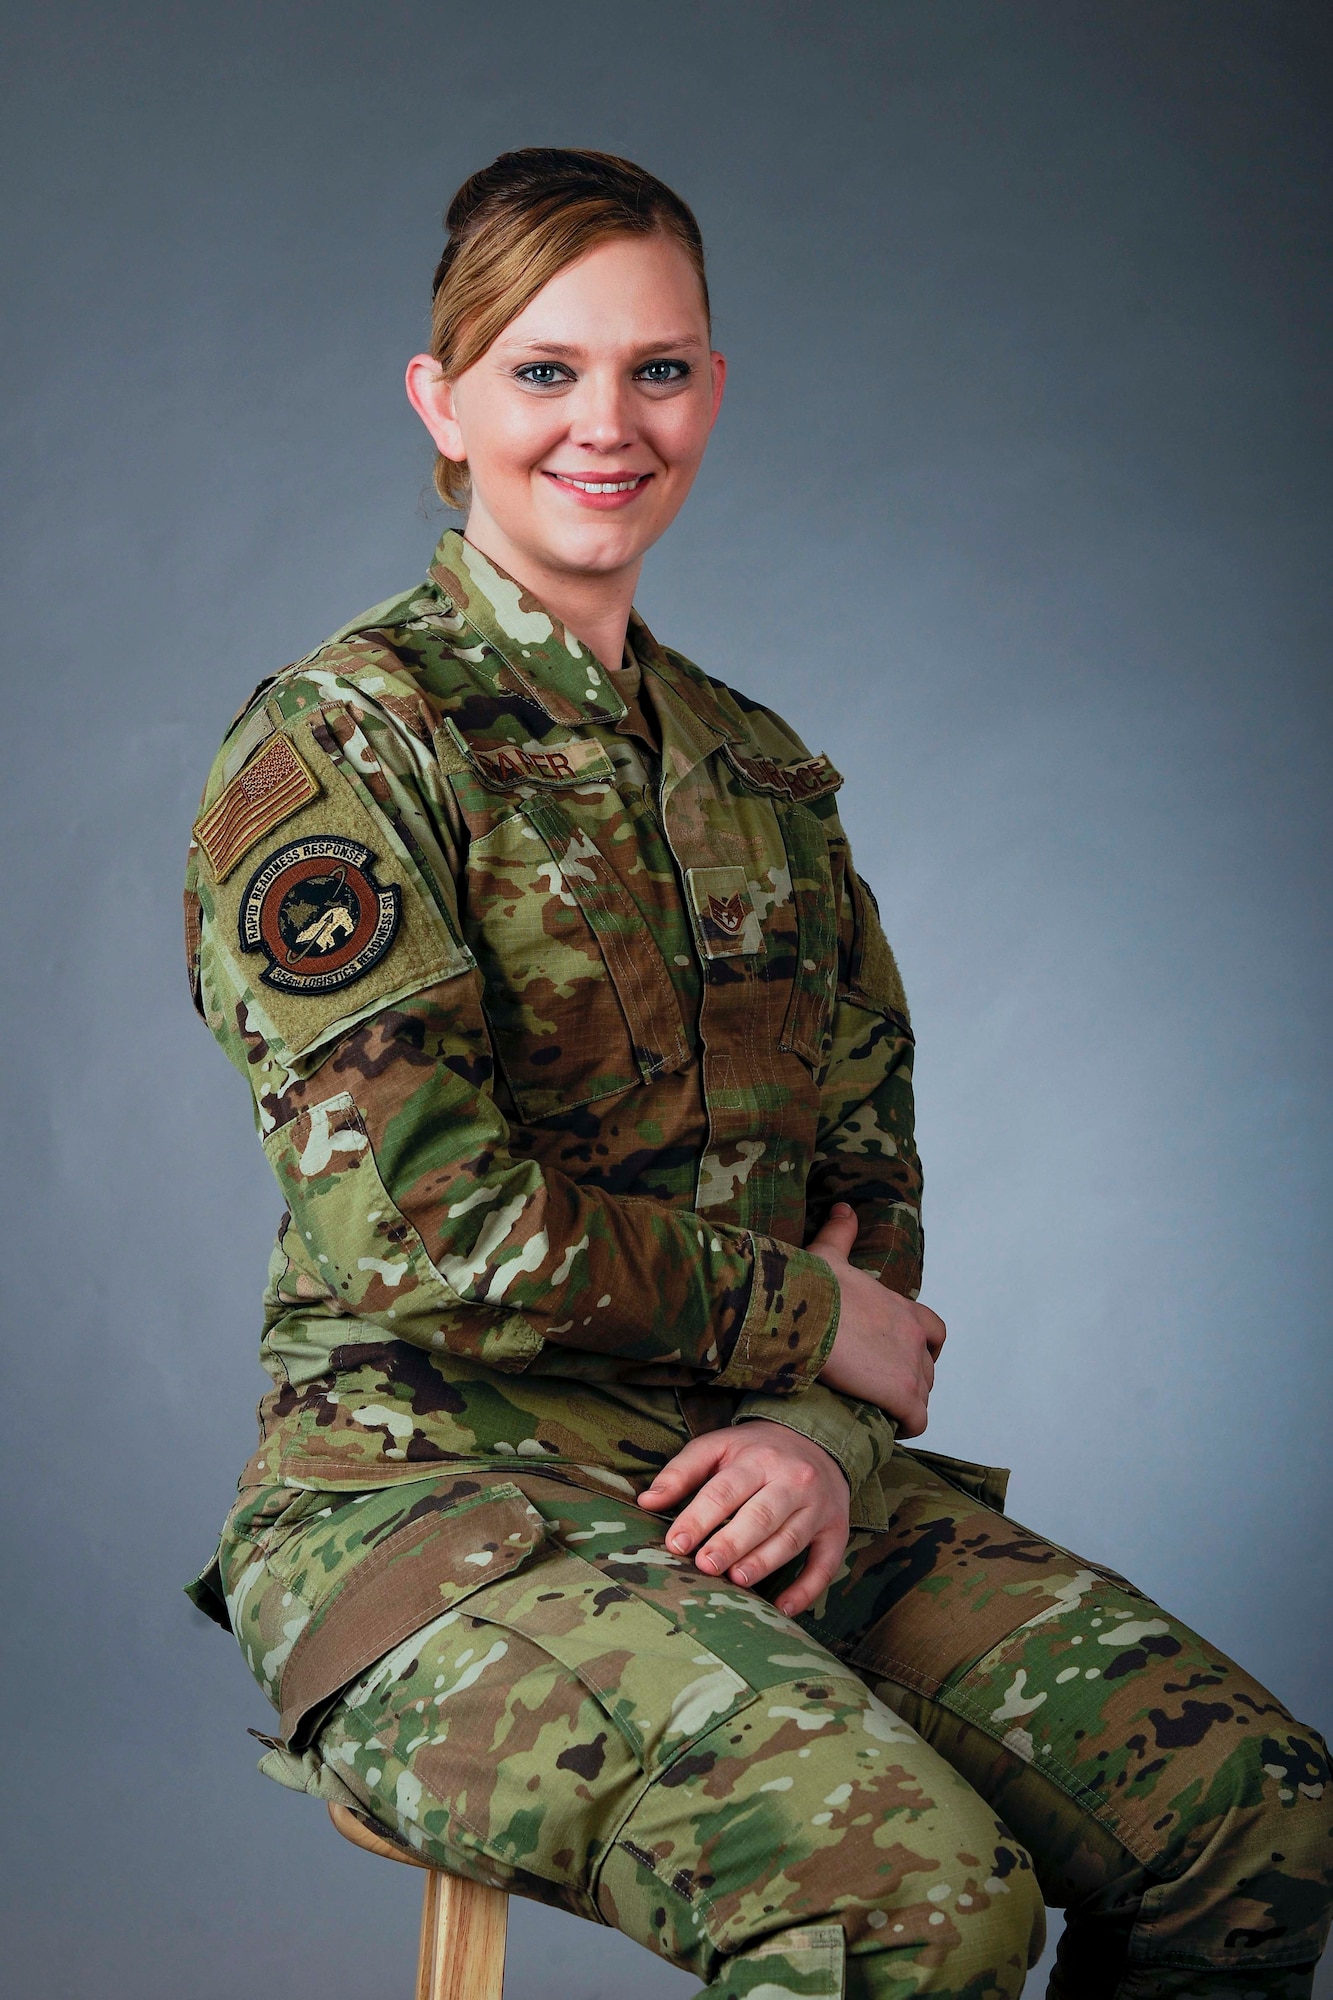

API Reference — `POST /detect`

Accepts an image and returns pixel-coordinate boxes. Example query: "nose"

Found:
[567,366,636,454]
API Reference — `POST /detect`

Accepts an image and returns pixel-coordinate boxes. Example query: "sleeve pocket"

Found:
[262,1092,544,1373]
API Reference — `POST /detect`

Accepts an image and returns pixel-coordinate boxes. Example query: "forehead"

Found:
[495,233,710,350]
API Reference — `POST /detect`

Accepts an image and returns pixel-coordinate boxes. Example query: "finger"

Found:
[637,1433,728,1510]
[666,1462,769,1556]
[696,1488,812,1579]
[920,1306,946,1358]
[774,1524,850,1618]
[806,1201,859,1260]
[895,1395,928,1440]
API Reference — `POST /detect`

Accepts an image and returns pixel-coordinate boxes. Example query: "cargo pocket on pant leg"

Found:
[271,1480,550,1749]
[837,1452,1146,1702]
[462,1544,760,1778]
[215,1476,550,1749]
[410,1542,761,1908]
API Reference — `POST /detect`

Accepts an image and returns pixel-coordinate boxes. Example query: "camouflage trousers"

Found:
[219,1452,1332,1999]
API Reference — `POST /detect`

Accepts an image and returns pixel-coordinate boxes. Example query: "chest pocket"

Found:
[714,745,842,1079]
[465,795,690,1121]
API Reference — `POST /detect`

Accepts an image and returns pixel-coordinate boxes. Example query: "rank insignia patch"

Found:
[195,735,320,880]
[684,865,763,958]
[239,836,401,993]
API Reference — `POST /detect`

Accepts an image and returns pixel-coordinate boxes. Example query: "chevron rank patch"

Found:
[685,865,762,958]
[194,735,320,880]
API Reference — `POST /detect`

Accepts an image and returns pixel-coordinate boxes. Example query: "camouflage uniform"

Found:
[187,531,1331,1996]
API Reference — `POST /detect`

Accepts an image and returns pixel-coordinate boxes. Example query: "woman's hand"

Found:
[637,1421,851,1618]
[808,1204,946,1436]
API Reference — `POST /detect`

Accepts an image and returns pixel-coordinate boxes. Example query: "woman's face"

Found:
[407,231,725,583]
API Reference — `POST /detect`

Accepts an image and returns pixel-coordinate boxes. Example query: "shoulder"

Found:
[660,647,814,758]
[197,581,492,806]
[660,647,844,812]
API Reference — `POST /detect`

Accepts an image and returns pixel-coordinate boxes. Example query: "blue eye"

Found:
[637,359,690,384]
[516,363,570,387]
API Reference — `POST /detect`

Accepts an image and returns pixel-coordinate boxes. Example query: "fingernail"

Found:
[668,1533,687,1551]
[697,1554,717,1573]
[733,1568,749,1585]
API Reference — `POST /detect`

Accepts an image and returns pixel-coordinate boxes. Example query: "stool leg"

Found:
[416,1867,508,2000]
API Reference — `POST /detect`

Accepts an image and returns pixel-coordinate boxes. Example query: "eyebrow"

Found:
[494,333,707,357]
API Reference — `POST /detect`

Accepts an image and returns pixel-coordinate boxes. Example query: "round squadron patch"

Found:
[239,836,400,993]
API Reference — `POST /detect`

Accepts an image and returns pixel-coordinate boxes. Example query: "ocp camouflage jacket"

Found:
[186,532,922,1530]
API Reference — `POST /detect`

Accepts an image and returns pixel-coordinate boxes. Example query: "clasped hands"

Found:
[638,1203,946,1618]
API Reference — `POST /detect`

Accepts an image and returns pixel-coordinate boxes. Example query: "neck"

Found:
[461,507,640,672]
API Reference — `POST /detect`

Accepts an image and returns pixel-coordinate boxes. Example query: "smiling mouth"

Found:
[544,472,653,495]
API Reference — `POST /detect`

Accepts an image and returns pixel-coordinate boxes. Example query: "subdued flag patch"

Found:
[195,735,320,880]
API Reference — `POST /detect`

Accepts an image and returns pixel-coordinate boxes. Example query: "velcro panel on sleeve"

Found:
[848,872,909,1022]
[197,718,474,1068]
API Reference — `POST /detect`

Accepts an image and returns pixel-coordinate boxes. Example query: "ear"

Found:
[708,350,727,429]
[405,354,466,464]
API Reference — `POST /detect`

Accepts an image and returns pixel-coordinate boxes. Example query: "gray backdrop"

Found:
[2,4,1329,1995]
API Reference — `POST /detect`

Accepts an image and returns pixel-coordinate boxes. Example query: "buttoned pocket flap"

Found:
[465,1544,760,1777]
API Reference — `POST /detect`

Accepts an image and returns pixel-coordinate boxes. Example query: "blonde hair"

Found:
[428,148,710,507]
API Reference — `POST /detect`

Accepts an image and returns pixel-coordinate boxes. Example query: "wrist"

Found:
[731,1410,851,1491]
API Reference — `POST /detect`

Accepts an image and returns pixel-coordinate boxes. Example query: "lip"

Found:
[541,469,655,511]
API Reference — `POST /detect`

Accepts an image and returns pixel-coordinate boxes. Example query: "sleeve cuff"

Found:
[731,1384,897,1496]
[713,1236,840,1393]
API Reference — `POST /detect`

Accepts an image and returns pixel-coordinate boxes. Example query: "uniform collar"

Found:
[426,530,738,744]
[630,614,739,747]
[427,530,627,728]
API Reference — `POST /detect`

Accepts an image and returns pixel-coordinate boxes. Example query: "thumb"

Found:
[808,1202,859,1261]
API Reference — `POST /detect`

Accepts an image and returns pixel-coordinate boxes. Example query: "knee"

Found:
[851,1829,1046,2000]
[1184,1720,1333,1971]
[956,1853,1047,1999]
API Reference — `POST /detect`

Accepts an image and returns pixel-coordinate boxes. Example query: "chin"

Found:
[532,514,658,577]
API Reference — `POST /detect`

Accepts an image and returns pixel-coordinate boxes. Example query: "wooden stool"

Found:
[328,1800,509,2000]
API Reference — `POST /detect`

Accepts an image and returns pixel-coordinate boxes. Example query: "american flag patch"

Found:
[194,735,320,880]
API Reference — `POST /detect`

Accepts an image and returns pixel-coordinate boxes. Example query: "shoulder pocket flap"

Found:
[278,1482,547,1746]
[200,716,473,1070]
[777,803,838,1066]
[847,871,910,1024]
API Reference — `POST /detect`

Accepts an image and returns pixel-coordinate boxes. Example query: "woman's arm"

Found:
[190,680,840,1394]
[644,855,944,1594]
[804,864,924,1290]
[639,1204,945,1611]
[727,856,927,1464]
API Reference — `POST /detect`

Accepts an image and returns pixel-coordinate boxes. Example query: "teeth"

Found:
[557,475,644,493]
